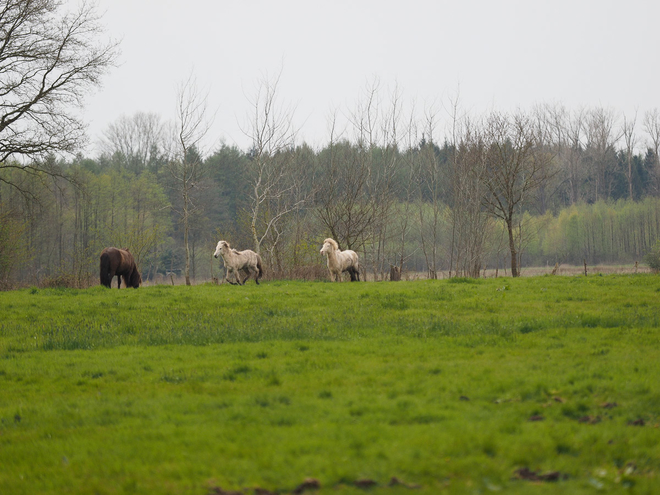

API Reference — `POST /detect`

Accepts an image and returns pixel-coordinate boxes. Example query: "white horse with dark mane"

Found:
[320,238,360,282]
[213,240,263,285]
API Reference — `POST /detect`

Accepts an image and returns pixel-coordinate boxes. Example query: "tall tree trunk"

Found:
[628,155,634,200]
[507,219,519,277]
[251,217,260,256]
[251,179,261,255]
[183,188,191,286]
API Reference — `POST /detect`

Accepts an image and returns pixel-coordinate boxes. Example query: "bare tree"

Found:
[480,112,554,277]
[414,109,446,278]
[243,72,311,263]
[644,108,660,193]
[584,107,619,202]
[168,74,213,285]
[361,82,403,280]
[99,112,167,173]
[621,111,638,200]
[391,107,423,279]
[317,81,397,278]
[444,93,493,278]
[316,122,377,251]
[451,117,492,277]
[565,108,586,204]
[0,0,118,191]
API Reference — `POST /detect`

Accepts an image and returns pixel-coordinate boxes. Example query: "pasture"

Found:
[1,275,660,494]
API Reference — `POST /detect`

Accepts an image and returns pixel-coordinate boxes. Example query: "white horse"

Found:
[320,238,360,282]
[213,240,263,285]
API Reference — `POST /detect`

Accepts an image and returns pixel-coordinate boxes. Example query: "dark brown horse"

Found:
[100,247,142,288]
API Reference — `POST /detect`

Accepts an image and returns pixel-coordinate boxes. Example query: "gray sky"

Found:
[82,0,660,154]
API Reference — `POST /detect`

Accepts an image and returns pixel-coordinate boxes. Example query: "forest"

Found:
[2,98,660,288]
[3,0,660,288]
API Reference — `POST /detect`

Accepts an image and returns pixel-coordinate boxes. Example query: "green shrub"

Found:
[644,240,660,272]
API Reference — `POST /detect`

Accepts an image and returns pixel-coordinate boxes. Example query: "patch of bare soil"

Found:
[208,476,423,495]
[513,467,569,482]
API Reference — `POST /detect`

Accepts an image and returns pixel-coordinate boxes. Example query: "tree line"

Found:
[2,99,660,287]
[2,1,660,287]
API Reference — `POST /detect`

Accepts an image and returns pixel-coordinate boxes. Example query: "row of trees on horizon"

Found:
[3,96,660,287]
[3,0,660,288]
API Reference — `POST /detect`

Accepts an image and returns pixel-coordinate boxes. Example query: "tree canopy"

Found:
[0,0,117,193]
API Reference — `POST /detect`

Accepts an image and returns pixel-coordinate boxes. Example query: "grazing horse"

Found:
[213,240,263,285]
[320,238,360,282]
[100,247,142,289]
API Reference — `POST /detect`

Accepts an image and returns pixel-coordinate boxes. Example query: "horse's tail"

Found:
[100,252,111,288]
[256,255,264,283]
[352,252,360,282]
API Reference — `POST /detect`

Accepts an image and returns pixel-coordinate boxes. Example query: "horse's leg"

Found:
[233,268,245,285]
[109,270,119,288]
[240,267,249,284]
[248,265,258,284]
[240,266,251,285]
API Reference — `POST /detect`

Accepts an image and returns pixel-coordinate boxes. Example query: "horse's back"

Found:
[101,247,121,266]
[344,249,359,265]
[100,247,135,272]
[237,249,259,263]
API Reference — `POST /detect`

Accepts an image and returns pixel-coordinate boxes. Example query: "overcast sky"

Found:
[81,0,660,155]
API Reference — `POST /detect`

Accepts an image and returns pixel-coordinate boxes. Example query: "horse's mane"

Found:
[324,238,339,250]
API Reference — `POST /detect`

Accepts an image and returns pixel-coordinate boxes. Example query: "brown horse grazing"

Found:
[100,247,142,289]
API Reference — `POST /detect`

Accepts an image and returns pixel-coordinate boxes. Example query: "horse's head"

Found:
[130,268,142,288]
[320,238,338,256]
[214,240,230,258]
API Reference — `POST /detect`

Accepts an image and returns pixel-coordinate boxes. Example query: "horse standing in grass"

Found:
[100,247,142,288]
[320,238,360,282]
[213,240,263,285]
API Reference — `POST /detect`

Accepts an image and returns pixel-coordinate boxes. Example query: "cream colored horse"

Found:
[213,240,263,285]
[320,238,360,282]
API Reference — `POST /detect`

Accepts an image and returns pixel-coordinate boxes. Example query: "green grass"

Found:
[1,275,660,494]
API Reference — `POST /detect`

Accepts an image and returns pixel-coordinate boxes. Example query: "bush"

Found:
[39,272,94,289]
[643,240,660,272]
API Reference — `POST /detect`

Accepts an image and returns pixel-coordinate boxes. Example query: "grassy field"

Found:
[1,275,660,494]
